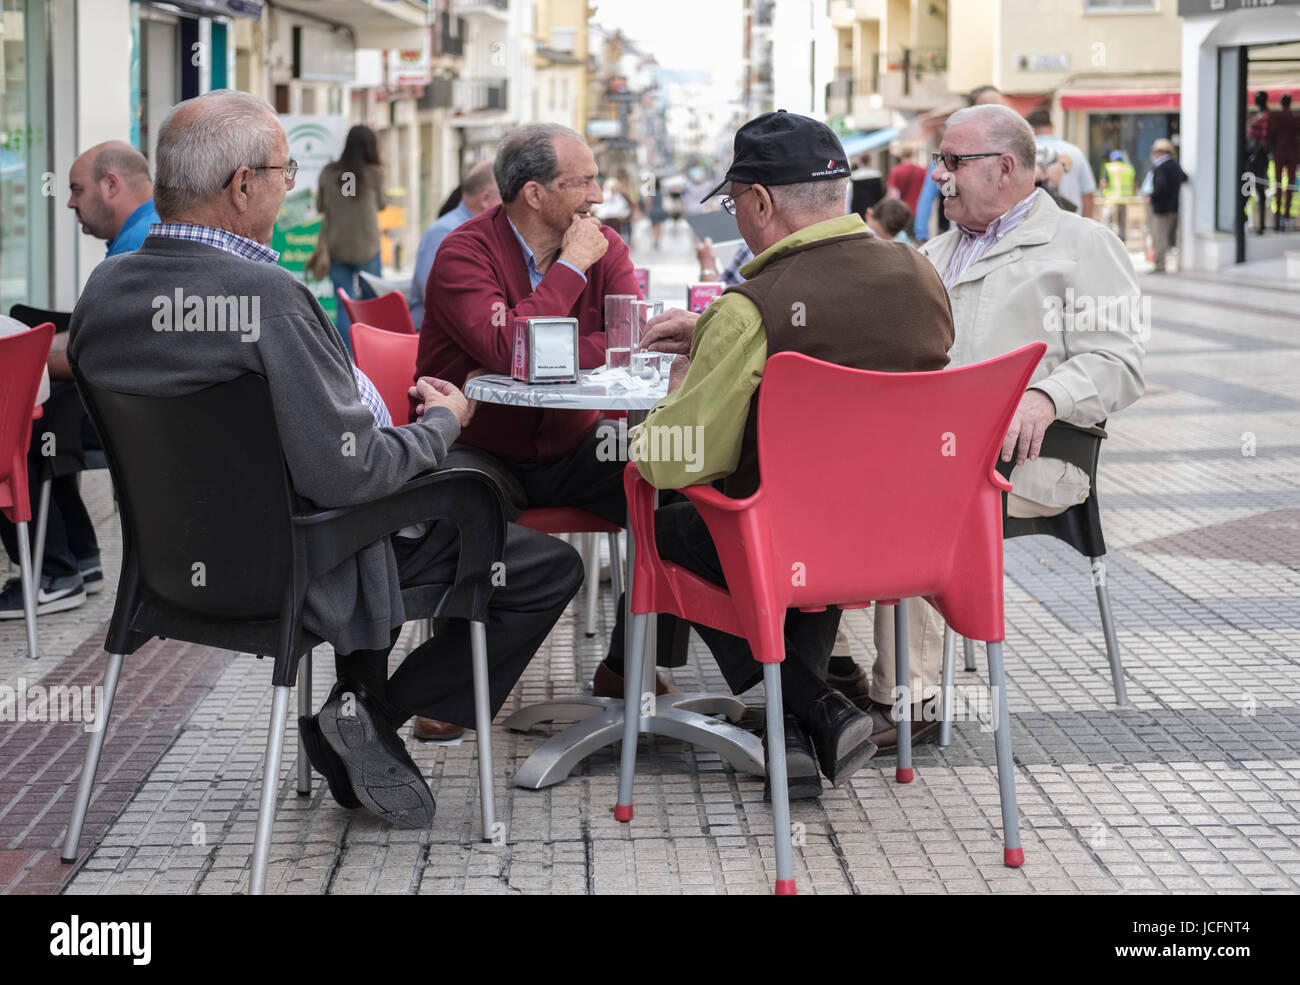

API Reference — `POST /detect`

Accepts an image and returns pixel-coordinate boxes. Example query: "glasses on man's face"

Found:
[221,159,299,189]
[931,151,1004,173]
[721,185,758,216]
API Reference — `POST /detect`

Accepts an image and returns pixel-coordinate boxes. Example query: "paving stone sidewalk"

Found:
[1,235,1298,893]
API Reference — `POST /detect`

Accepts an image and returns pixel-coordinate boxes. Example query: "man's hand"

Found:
[1001,389,1057,466]
[411,376,475,428]
[558,215,609,272]
[665,354,690,394]
[696,237,719,280]
[639,309,698,355]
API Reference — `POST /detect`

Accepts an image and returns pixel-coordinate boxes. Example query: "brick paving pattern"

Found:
[2,225,1298,894]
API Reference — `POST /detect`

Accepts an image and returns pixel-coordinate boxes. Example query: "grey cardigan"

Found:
[68,235,461,653]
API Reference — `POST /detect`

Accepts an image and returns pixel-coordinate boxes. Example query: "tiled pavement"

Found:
[1,233,1298,893]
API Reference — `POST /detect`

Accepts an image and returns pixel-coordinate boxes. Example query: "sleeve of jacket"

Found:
[258,295,462,509]
[430,229,591,375]
[1031,224,1146,426]
[581,230,641,368]
[632,294,766,489]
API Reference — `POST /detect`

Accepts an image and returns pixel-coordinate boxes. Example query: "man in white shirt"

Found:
[1027,107,1097,219]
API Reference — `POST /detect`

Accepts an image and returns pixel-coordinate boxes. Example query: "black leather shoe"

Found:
[762,714,823,802]
[317,681,435,829]
[807,687,879,785]
[299,714,362,809]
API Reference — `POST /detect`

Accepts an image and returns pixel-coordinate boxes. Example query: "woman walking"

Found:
[318,125,387,350]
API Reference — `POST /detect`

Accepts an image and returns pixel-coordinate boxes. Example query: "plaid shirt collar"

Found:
[148,222,281,264]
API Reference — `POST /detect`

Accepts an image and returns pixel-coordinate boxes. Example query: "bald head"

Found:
[460,160,501,215]
[67,140,154,242]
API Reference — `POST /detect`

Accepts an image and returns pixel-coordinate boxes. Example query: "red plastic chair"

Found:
[0,321,56,660]
[614,343,1046,894]
[349,322,624,629]
[338,288,416,336]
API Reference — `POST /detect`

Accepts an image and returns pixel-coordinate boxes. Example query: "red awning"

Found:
[1059,90,1180,110]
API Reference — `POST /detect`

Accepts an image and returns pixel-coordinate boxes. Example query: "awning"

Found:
[153,0,265,16]
[839,127,899,157]
[1060,89,1180,110]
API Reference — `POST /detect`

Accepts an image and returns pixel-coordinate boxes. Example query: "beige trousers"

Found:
[868,494,1068,703]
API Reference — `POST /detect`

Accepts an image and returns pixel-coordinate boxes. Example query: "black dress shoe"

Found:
[807,687,879,785]
[762,714,823,802]
[299,713,362,809]
[317,681,435,829]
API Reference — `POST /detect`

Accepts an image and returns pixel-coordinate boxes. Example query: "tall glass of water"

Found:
[631,300,665,352]
[604,294,636,369]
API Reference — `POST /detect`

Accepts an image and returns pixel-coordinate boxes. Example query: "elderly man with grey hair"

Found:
[864,103,1146,749]
[635,110,955,798]
[68,90,584,830]
[418,121,693,699]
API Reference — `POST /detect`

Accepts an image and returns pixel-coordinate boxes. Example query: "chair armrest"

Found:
[294,467,507,621]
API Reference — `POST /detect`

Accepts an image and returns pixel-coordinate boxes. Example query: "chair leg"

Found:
[607,532,622,601]
[32,478,51,585]
[962,636,976,672]
[764,661,796,895]
[296,652,312,796]
[984,641,1023,867]
[470,620,496,843]
[1091,555,1129,706]
[15,520,37,661]
[61,651,124,862]
[939,625,956,748]
[583,533,600,637]
[250,685,292,895]
[615,611,650,820]
[894,599,912,783]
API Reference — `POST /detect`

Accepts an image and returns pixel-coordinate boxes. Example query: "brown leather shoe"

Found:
[867,699,940,752]
[591,661,679,699]
[825,662,872,712]
[411,716,465,742]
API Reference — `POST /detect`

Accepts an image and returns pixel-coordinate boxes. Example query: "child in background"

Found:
[865,197,915,244]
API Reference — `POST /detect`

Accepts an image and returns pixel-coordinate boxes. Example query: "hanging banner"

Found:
[272,115,348,317]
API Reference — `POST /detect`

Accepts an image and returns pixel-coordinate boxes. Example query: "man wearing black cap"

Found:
[632,110,955,799]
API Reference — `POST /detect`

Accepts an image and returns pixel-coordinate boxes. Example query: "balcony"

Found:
[454,0,509,19]
[453,77,509,113]
[435,11,466,57]
[827,74,853,118]
[879,47,951,112]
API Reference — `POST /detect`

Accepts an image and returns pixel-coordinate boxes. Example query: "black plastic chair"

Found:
[939,420,1126,745]
[60,368,507,895]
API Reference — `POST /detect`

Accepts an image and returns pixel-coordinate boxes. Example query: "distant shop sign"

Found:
[1178,0,1300,13]
[1017,53,1069,72]
[293,24,355,82]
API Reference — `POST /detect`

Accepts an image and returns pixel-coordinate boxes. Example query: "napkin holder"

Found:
[511,316,579,383]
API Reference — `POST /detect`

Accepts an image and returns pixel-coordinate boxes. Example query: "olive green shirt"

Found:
[634,213,869,489]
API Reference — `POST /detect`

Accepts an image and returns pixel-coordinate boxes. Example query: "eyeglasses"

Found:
[931,151,1004,172]
[222,159,299,189]
[721,185,758,215]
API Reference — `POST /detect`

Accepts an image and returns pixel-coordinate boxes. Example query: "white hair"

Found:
[771,177,849,217]
[944,104,1037,172]
[154,90,279,218]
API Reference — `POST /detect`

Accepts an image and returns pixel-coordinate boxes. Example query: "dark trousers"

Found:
[336,521,584,729]
[440,421,690,668]
[0,419,100,581]
[631,500,841,721]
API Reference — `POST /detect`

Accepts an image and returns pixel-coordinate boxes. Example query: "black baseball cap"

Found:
[701,110,850,203]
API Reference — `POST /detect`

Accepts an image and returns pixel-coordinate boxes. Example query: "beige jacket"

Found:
[920,188,1145,508]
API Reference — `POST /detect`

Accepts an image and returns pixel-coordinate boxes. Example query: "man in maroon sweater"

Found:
[418,123,687,701]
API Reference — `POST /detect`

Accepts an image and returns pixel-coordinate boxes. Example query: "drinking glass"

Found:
[630,300,665,352]
[604,294,636,369]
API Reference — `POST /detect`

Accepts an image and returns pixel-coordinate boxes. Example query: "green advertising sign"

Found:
[275,115,348,318]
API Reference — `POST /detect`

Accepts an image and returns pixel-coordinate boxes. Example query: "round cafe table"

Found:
[464,369,765,790]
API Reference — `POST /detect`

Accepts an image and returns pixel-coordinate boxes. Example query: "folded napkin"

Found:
[584,366,656,390]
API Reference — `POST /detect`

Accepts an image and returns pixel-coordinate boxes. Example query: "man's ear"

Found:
[100,173,121,200]
[522,181,543,211]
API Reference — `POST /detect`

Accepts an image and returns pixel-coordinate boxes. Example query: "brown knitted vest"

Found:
[722,231,954,498]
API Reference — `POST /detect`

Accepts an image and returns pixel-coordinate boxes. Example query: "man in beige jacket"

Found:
[866,104,1146,746]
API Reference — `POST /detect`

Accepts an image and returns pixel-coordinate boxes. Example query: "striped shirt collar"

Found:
[148,222,281,264]
[943,189,1039,288]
